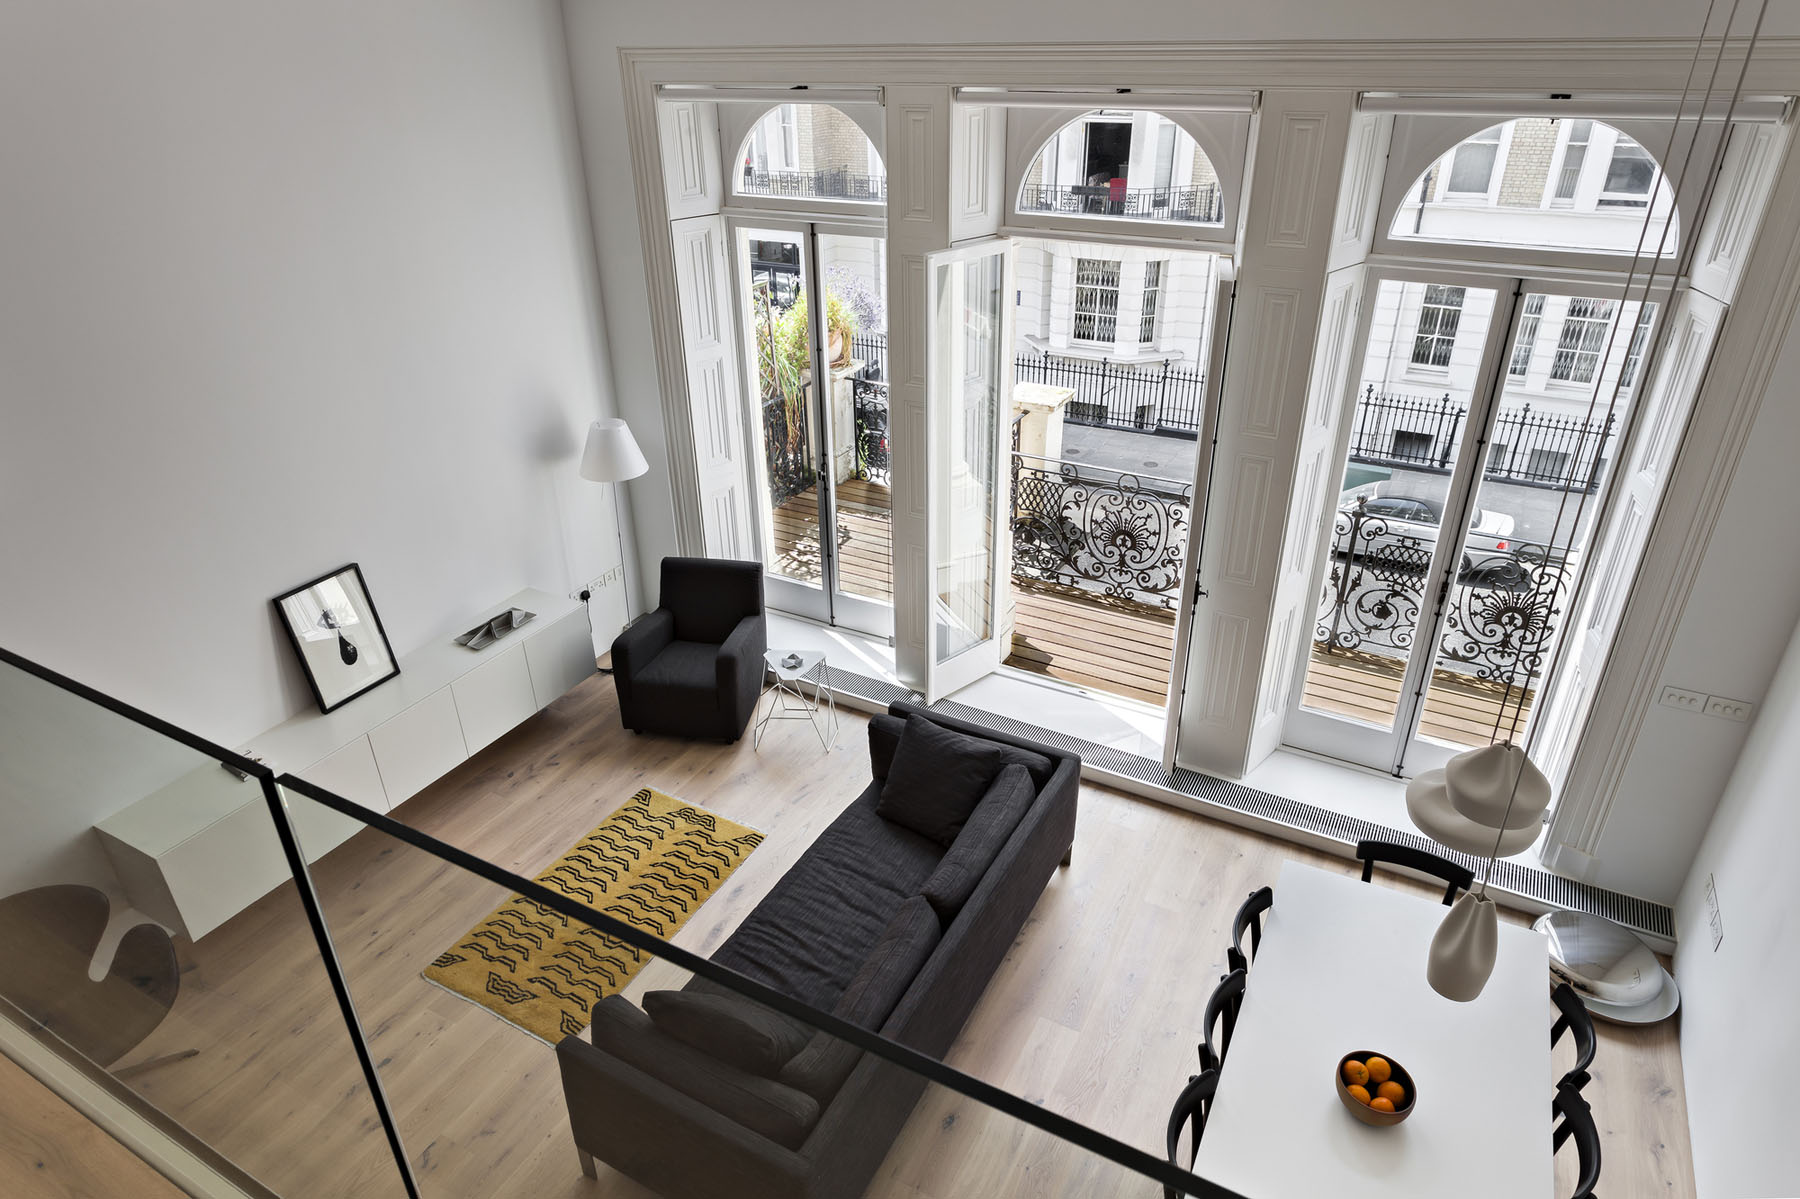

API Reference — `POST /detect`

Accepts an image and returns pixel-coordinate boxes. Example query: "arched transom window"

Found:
[734,103,885,203]
[1018,110,1224,226]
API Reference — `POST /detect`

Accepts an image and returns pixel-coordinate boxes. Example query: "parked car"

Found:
[1336,482,1529,586]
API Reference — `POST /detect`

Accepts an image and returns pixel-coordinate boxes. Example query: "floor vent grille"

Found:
[817,664,1675,942]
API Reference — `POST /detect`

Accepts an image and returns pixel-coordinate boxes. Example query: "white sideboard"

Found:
[95,588,596,940]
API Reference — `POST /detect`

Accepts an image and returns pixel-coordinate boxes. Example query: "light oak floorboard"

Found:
[96,673,1691,1198]
[0,1053,186,1199]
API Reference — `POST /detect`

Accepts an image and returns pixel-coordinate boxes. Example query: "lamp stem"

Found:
[610,480,634,620]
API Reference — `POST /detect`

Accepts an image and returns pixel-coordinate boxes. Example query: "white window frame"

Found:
[1548,296,1616,386]
[1409,283,1465,370]
[1139,260,1165,345]
[1072,257,1121,344]
[1598,131,1657,209]
[1546,119,1594,208]
[1437,123,1511,204]
[1509,292,1545,377]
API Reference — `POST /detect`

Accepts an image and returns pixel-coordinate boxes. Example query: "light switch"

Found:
[1702,695,1752,722]
[1656,686,1705,712]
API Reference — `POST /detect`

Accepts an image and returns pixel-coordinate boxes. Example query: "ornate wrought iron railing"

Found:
[1015,352,1205,435]
[1349,384,1618,492]
[1018,182,1223,224]
[1314,496,1575,689]
[1009,452,1192,610]
[760,395,815,508]
[740,167,887,202]
[852,381,890,486]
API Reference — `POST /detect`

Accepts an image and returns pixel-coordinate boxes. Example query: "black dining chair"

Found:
[1163,1067,1220,1199]
[1355,839,1475,906]
[1551,982,1598,1094]
[1198,968,1247,1072]
[1226,886,1273,974]
[1553,1081,1603,1198]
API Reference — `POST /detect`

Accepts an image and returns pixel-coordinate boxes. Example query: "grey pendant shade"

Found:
[1406,742,1552,1002]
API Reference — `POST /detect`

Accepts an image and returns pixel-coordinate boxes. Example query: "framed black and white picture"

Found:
[273,563,399,714]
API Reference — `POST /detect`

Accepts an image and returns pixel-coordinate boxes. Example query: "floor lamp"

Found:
[580,418,649,669]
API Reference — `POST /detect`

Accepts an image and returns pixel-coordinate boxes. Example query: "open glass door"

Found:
[923,239,1014,703]
[733,220,893,638]
[1284,272,1513,772]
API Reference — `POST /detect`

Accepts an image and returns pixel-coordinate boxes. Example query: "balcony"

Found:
[739,166,887,202]
[1018,181,1223,224]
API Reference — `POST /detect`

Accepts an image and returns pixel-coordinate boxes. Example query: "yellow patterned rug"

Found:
[422,788,762,1044]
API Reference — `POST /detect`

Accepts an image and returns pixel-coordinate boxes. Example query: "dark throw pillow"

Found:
[876,714,1005,845]
[867,713,907,781]
[779,896,943,1103]
[643,989,814,1077]
[920,764,1036,923]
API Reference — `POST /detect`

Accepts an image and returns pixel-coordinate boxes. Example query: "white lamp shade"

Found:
[580,418,649,483]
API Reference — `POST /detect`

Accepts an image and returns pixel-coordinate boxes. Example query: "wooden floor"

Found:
[772,481,1177,707]
[0,1053,184,1198]
[1302,644,1538,746]
[90,673,1694,1198]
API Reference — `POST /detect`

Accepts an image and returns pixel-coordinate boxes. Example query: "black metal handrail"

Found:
[739,166,887,202]
[1349,384,1617,492]
[1010,451,1192,610]
[1018,182,1223,224]
[1016,352,1205,437]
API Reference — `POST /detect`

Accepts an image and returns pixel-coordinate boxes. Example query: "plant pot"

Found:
[829,329,849,369]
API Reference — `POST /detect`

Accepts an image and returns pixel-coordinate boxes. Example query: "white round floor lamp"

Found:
[579,418,649,645]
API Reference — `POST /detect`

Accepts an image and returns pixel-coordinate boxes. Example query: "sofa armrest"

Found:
[612,609,675,704]
[717,612,768,694]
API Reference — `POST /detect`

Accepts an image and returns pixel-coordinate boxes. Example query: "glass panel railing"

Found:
[278,774,1234,1197]
[0,652,411,1198]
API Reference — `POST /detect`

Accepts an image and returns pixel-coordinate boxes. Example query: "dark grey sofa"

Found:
[612,557,766,741]
[556,700,1079,1198]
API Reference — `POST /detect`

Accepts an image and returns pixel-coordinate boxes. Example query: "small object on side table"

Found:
[755,649,837,751]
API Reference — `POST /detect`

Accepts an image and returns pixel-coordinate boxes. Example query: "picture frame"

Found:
[272,563,400,714]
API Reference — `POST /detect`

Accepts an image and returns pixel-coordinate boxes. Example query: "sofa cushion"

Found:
[920,764,1036,923]
[778,896,942,1104]
[642,990,814,1078]
[635,640,722,695]
[877,715,1006,845]
[588,994,820,1149]
[712,786,942,1009]
[867,713,907,781]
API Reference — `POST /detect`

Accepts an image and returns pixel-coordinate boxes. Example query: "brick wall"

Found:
[796,105,876,176]
[1498,118,1556,207]
[1187,146,1219,193]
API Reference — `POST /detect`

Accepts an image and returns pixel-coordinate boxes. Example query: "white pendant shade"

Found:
[580,418,649,483]
[1427,891,1499,1002]
[1404,743,1550,858]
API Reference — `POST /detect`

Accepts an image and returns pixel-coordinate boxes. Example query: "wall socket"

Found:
[1656,685,1754,723]
[573,565,625,601]
[1703,873,1724,951]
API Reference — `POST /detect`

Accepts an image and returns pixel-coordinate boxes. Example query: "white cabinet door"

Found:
[452,644,538,754]
[162,800,291,941]
[367,688,467,807]
[524,609,597,710]
[289,735,386,862]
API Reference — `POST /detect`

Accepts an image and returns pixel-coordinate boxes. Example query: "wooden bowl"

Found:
[1335,1051,1417,1127]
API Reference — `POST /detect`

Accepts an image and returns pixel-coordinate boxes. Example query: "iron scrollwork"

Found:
[1010,455,1191,609]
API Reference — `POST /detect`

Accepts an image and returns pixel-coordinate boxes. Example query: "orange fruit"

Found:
[1346,1084,1372,1106]
[1369,1097,1396,1113]
[1365,1057,1392,1084]
[1342,1059,1370,1087]
[1376,1080,1406,1107]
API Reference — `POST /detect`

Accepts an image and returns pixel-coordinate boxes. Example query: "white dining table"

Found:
[1193,861,1554,1199]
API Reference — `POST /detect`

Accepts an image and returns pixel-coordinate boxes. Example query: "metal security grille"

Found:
[1550,297,1616,383]
[1411,285,1465,367]
[1072,258,1121,343]
[1509,294,1545,377]
[1140,261,1164,345]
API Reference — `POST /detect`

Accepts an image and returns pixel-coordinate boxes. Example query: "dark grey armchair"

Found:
[612,557,766,741]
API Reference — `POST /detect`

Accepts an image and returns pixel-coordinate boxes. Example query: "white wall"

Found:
[1674,613,1800,1199]
[0,0,628,768]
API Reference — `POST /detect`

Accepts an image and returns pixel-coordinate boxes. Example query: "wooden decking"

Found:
[770,481,1177,707]
[1301,645,1536,747]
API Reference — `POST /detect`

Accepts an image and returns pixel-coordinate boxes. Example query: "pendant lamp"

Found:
[1405,744,1549,1001]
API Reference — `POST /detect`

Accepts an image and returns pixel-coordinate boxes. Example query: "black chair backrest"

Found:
[1199,968,1247,1072]
[1355,839,1475,906]
[1550,982,1598,1093]
[659,557,764,644]
[1163,1068,1220,1198]
[1552,1082,1603,1198]
[1229,887,1274,974]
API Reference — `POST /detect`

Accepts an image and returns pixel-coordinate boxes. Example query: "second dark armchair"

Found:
[612,557,767,741]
